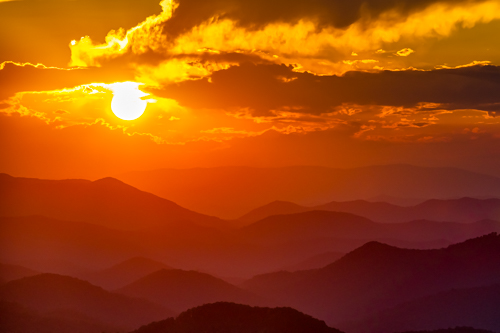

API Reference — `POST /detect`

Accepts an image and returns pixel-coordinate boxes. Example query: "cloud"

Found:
[0,62,134,101]
[4,61,498,148]
[69,0,500,77]
[396,48,415,56]
[69,0,177,67]
[160,0,491,34]
[148,63,500,116]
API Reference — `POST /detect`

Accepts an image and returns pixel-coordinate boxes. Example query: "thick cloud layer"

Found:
[67,0,500,76]
[151,63,500,115]
[162,0,487,36]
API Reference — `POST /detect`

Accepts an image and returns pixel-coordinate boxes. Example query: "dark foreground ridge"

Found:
[0,273,171,330]
[132,302,344,333]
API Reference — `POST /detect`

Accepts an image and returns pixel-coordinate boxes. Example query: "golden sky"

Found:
[1,0,500,179]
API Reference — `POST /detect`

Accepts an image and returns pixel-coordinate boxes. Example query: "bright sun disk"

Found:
[109,82,149,120]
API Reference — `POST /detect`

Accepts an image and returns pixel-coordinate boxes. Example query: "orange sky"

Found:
[1,0,500,179]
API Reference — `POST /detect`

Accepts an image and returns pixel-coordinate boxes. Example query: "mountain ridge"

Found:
[131,302,344,333]
[342,283,500,333]
[83,257,174,290]
[0,173,228,230]
[239,197,500,224]
[241,233,500,325]
[116,269,265,313]
[0,273,173,330]
[116,165,500,219]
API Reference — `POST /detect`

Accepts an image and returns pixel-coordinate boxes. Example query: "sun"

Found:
[109,82,149,120]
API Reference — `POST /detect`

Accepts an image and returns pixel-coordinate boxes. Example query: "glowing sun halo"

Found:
[110,82,149,120]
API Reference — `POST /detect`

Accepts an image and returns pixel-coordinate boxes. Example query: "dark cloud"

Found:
[98,49,274,68]
[0,63,134,100]
[162,0,484,37]
[180,51,276,65]
[150,63,500,115]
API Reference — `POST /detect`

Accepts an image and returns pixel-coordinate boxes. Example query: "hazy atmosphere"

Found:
[1,0,500,332]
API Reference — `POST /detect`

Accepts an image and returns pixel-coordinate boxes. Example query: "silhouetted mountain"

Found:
[382,219,500,244]
[131,302,344,333]
[0,215,234,276]
[0,173,227,230]
[0,215,145,272]
[238,211,500,245]
[241,234,500,326]
[3,212,498,279]
[0,300,120,333]
[1,214,346,278]
[117,269,264,313]
[342,284,500,333]
[84,257,173,290]
[0,263,39,283]
[0,273,173,330]
[239,200,310,225]
[239,211,385,244]
[317,198,500,224]
[116,165,500,219]
[240,198,500,224]
[0,213,368,278]
[280,251,345,271]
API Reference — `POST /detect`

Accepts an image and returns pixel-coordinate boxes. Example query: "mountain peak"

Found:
[132,302,344,333]
[0,273,172,330]
[93,177,130,187]
[343,240,401,257]
[0,174,225,231]
[323,240,414,271]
